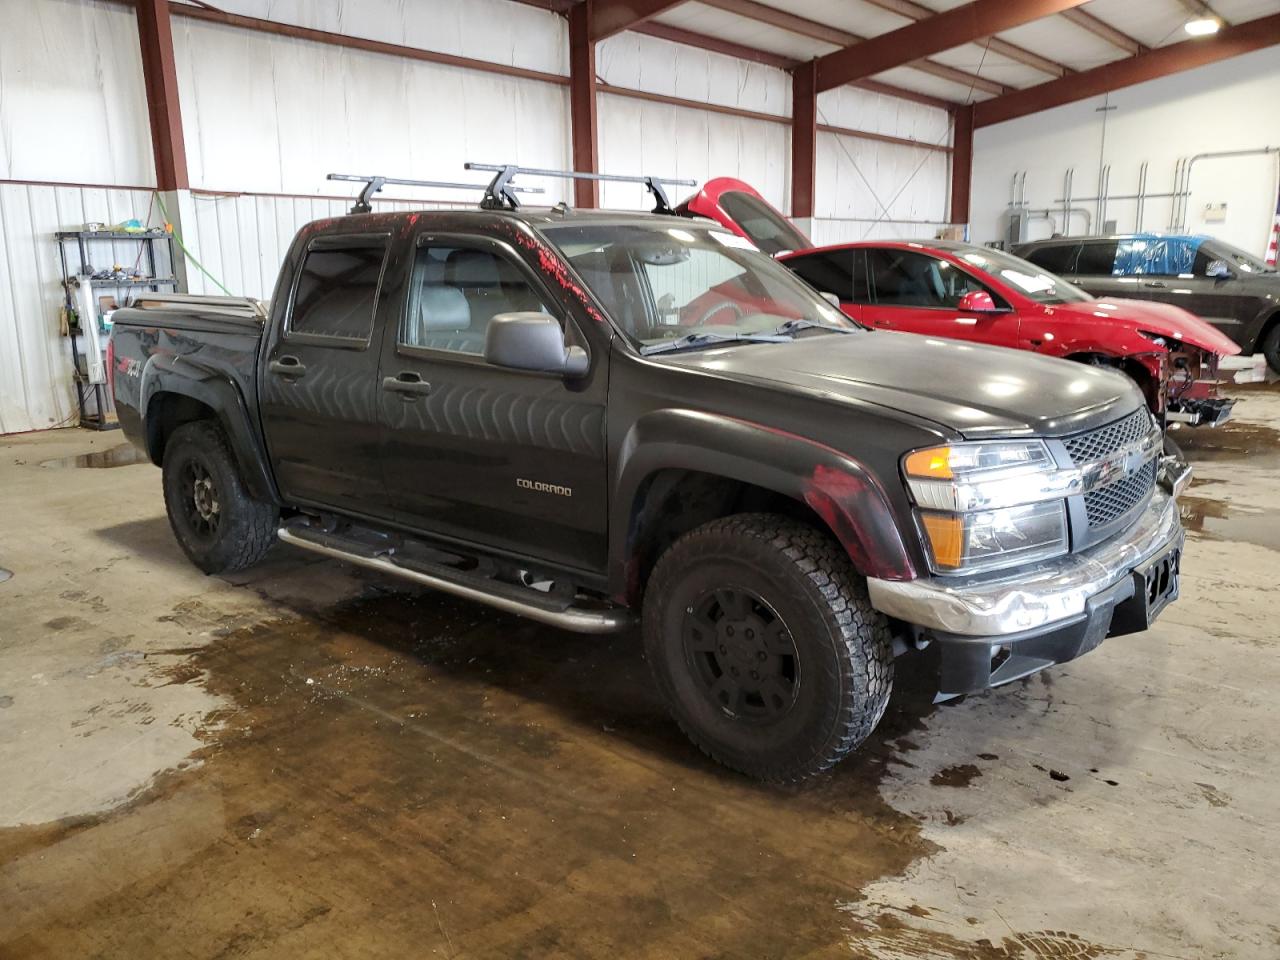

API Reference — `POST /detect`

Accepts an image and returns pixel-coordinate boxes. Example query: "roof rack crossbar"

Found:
[464,163,696,214]
[326,173,545,215]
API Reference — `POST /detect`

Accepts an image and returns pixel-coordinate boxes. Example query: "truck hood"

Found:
[1053,297,1241,356]
[659,329,1142,440]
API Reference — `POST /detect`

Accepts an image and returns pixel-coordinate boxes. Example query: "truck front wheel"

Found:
[162,420,278,574]
[642,513,893,782]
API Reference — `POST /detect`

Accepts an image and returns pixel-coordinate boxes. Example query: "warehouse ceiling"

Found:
[547,0,1280,106]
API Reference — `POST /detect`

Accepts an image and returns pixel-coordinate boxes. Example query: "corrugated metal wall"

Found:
[1,0,954,434]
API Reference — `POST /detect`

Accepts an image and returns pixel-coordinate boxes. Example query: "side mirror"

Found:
[484,312,588,377]
[1205,259,1233,280]
[819,291,842,308]
[956,290,1000,312]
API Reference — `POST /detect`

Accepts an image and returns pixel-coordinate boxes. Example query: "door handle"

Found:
[382,372,432,398]
[1144,280,1167,288]
[269,356,306,377]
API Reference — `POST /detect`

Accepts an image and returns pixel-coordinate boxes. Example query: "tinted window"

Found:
[785,250,854,301]
[1072,240,1118,277]
[718,191,811,256]
[1022,243,1078,274]
[866,249,986,308]
[290,242,389,340]
[402,243,553,355]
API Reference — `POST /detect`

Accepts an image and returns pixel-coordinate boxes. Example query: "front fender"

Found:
[610,409,916,596]
[140,354,279,504]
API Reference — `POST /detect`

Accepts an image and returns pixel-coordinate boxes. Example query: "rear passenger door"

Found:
[377,234,609,573]
[260,233,394,518]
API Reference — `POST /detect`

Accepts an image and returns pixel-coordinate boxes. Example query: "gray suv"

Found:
[1015,234,1280,373]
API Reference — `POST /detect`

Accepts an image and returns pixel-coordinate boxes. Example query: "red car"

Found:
[679,178,1240,427]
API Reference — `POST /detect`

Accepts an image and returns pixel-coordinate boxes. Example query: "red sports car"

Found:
[678,178,1240,427]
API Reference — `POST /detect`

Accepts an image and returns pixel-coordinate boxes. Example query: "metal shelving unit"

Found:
[56,229,178,430]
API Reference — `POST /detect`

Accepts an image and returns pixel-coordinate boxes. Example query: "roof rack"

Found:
[464,163,697,214]
[326,173,545,215]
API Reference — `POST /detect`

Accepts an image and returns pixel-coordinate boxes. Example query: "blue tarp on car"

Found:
[1112,234,1205,276]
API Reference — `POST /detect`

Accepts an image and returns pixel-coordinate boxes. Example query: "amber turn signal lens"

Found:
[919,513,963,569]
[904,447,952,480]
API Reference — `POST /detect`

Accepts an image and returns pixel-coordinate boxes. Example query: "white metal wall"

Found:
[2,0,955,434]
[971,45,1280,253]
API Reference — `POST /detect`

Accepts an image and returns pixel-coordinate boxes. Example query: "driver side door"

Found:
[861,248,1019,347]
[377,234,609,573]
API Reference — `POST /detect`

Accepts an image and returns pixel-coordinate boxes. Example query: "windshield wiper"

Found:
[640,331,791,356]
[772,318,855,336]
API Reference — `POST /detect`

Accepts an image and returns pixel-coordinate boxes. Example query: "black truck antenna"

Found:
[326,173,545,215]
[464,163,697,214]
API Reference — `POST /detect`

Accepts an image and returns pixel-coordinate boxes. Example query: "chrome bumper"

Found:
[867,488,1184,638]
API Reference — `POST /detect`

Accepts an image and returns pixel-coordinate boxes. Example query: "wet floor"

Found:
[38,442,151,469]
[3,386,1280,958]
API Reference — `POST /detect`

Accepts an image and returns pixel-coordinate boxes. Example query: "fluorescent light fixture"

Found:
[1184,16,1221,36]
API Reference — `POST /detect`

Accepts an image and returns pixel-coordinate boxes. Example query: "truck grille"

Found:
[1084,458,1156,528]
[1061,407,1151,464]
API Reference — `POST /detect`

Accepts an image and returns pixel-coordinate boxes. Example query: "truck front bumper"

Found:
[867,485,1186,698]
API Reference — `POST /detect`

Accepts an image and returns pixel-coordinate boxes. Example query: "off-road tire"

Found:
[642,513,893,782]
[162,420,277,574]
[1261,322,1280,376]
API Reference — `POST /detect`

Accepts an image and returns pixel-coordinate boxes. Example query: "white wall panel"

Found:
[972,46,1280,253]
[817,86,951,147]
[173,17,572,202]
[0,0,154,186]
[205,0,567,76]
[0,184,155,434]
[597,32,790,213]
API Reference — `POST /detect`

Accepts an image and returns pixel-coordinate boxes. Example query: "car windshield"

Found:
[956,247,1093,305]
[1202,238,1276,274]
[542,222,858,352]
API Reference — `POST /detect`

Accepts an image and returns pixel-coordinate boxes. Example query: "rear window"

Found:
[290,240,390,341]
[1023,243,1077,274]
[718,191,811,256]
[785,250,855,301]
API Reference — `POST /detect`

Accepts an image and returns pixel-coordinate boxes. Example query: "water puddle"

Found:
[39,444,150,469]
[1179,493,1280,552]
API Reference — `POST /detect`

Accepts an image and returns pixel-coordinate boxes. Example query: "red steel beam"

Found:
[813,0,1091,92]
[136,0,189,190]
[974,11,1280,127]
[699,0,1007,95]
[590,0,690,42]
[818,123,952,154]
[631,20,797,69]
[791,60,817,220]
[949,104,973,223]
[569,4,600,207]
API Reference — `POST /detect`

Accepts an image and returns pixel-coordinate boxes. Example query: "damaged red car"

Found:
[679,178,1240,428]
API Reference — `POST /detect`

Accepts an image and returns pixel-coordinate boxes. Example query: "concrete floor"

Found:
[2,385,1278,959]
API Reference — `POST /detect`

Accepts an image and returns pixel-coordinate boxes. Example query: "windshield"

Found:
[956,247,1094,305]
[542,223,857,352]
[1202,238,1276,274]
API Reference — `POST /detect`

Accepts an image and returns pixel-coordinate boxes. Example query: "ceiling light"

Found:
[1184,17,1221,36]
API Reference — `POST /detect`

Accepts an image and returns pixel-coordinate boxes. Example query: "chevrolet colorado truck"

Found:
[109,200,1191,782]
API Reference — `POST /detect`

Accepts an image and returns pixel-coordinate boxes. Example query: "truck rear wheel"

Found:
[162,420,278,574]
[642,513,893,782]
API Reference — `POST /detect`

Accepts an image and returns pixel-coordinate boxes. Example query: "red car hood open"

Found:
[1049,297,1240,357]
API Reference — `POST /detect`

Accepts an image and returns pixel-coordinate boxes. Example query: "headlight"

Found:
[904,441,1071,575]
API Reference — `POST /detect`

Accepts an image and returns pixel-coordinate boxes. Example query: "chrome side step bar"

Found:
[277,524,634,635]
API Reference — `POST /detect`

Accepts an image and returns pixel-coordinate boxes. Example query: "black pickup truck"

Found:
[109,200,1191,781]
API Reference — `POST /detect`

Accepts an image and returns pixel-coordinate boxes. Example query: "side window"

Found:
[402,242,554,355]
[1024,243,1077,275]
[1073,240,1119,277]
[866,250,987,308]
[290,240,390,341]
[785,251,854,301]
[1115,237,1196,277]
